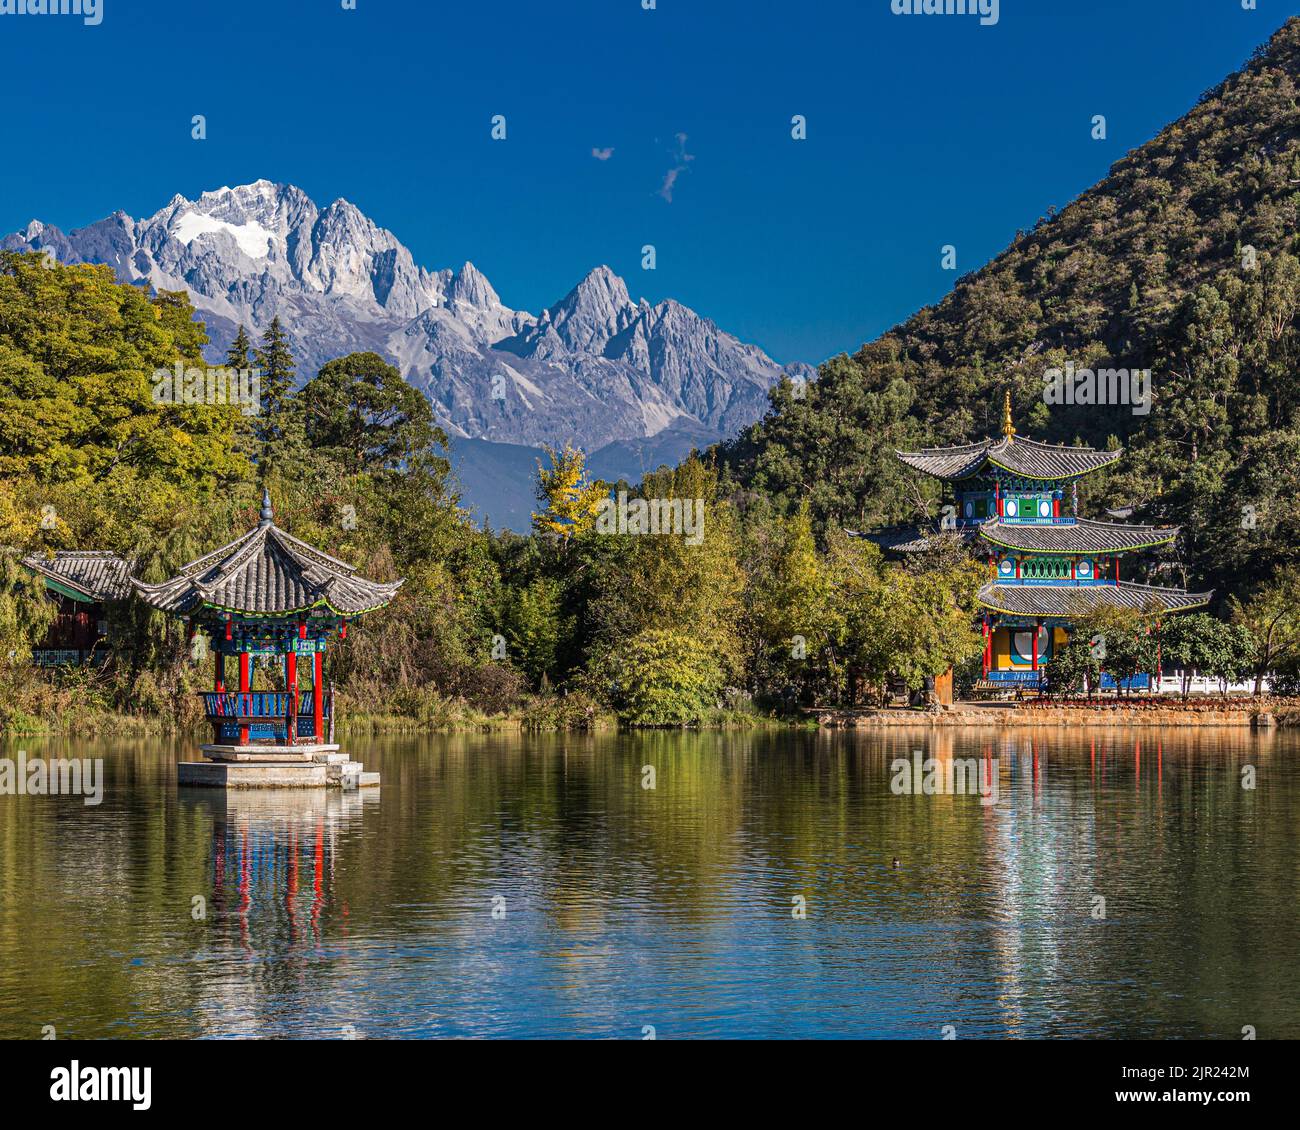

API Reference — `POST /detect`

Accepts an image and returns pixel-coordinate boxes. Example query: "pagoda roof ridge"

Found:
[131,509,402,619]
[977,579,1213,618]
[979,516,1180,554]
[896,434,1122,482]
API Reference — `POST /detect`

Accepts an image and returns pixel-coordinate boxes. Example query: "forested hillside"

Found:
[722,17,1300,603]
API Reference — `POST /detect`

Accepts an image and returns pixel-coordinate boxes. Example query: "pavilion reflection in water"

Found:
[182,787,378,948]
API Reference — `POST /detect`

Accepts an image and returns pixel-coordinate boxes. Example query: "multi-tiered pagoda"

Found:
[891,394,1211,689]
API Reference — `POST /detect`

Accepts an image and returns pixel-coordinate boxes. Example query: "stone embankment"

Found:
[815,699,1300,729]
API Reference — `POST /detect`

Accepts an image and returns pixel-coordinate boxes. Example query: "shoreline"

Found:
[815,702,1298,728]
[4,699,1297,738]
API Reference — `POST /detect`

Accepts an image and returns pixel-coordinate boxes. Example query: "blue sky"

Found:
[0,0,1295,365]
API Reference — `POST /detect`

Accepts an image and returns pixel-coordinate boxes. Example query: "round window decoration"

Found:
[965,501,974,519]
[1077,559,1092,577]
[1012,627,1051,663]
[999,558,1014,576]
[1038,499,1052,518]
[1005,498,1018,518]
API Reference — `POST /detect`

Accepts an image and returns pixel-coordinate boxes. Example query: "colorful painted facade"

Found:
[21,550,133,666]
[892,395,1212,688]
[131,490,403,745]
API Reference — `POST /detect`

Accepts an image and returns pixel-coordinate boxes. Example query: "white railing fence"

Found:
[1153,670,1274,696]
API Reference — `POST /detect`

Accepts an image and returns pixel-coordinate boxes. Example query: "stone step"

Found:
[312,751,353,765]
[179,762,330,789]
[325,761,364,780]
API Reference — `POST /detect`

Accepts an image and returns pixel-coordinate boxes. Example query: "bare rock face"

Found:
[4,180,812,452]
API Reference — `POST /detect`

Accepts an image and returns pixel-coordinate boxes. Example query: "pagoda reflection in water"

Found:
[183,788,378,951]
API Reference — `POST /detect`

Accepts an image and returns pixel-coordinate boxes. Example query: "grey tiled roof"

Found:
[131,519,403,618]
[896,436,1122,481]
[979,518,1179,554]
[23,550,133,601]
[977,581,1212,618]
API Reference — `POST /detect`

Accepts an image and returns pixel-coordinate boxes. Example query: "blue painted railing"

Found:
[199,692,331,720]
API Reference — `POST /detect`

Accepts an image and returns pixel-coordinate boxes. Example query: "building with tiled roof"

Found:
[884,393,1211,689]
[21,550,135,666]
[133,490,403,748]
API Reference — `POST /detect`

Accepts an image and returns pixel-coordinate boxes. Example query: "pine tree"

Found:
[254,317,295,416]
[225,325,253,371]
[252,317,296,471]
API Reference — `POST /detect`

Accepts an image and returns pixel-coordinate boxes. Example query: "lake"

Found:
[0,727,1296,1039]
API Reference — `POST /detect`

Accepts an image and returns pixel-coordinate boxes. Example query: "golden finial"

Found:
[1002,390,1016,443]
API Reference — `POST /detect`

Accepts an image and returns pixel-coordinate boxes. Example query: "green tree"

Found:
[587,628,725,726]
[252,316,295,469]
[225,325,253,371]
[294,351,441,475]
[1230,573,1300,694]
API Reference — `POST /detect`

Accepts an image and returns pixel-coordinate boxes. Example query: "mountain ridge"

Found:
[719,15,1300,601]
[3,180,812,452]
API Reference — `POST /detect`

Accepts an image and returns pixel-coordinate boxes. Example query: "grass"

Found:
[0,669,807,738]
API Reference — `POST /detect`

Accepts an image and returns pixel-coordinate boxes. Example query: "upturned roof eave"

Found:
[895,437,1123,482]
[976,582,1213,618]
[977,521,1181,555]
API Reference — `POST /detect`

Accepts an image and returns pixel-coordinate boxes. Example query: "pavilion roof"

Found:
[130,492,403,619]
[23,550,134,602]
[977,581,1212,619]
[978,517,1179,555]
[896,436,1121,482]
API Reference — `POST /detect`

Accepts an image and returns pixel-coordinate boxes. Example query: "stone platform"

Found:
[179,743,379,789]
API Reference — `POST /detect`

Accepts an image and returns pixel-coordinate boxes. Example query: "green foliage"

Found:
[503,576,569,689]
[293,351,442,475]
[716,21,1300,610]
[1230,572,1300,692]
[1044,635,1102,698]
[1164,612,1258,696]
[586,628,725,726]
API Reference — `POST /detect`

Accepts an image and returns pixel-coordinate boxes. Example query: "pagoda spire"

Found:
[1002,390,1017,444]
[258,487,274,528]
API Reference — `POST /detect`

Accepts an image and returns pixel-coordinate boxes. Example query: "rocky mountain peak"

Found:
[3,180,812,519]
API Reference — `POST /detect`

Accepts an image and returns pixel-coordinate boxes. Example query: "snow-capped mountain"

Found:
[4,180,814,525]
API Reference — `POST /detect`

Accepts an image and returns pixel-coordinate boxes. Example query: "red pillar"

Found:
[1032,620,1041,672]
[238,651,251,745]
[214,649,225,693]
[1115,555,1121,583]
[314,650,325,741]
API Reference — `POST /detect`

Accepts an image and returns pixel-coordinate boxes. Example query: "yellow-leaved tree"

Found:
[531,444,607,544]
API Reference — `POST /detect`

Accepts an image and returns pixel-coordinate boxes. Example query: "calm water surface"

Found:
[0,727,1296,1039]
